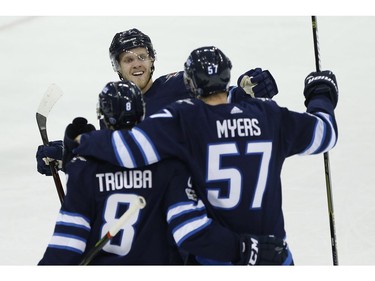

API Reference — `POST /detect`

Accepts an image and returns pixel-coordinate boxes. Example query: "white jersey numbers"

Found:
[206,141,272,210]
[102,193,143,256]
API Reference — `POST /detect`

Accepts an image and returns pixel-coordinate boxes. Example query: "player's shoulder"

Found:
[238,96,280,111]
[147,97,197,117]
[240,98,288,123]
[160,98,198,116]
[162,157,188,170]
[154,71,184,85]
[65,155,98,174]
[145,156,184,170]
[150,157,189,176]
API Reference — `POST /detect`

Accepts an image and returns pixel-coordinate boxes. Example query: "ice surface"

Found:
[1,16,375,269]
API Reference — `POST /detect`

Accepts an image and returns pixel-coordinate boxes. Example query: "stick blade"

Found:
[37,84,64,118]
[36,84,63,145]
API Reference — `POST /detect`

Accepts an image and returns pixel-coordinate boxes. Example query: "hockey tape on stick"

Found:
[108,196,147,238]
[36,84,64,124]
[80,196,146,265]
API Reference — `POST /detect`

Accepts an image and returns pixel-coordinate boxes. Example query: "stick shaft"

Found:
[311,15,339,266]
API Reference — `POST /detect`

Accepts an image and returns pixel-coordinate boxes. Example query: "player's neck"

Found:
[141,78,154,94]
[200,92,228,105]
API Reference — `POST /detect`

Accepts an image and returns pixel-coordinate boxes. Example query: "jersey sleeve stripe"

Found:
[172,215,212,246]
[130,128,160,165]
[315,112,337,153]
[112,131,136,168]
[299,112,337,156]
[167,200,205,223]
[57,211,91,231]
[299,113,326,155]
[48,233,86,254]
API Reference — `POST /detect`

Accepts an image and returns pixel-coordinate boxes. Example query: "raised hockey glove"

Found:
[62,117,95,171]
[36,140,63,176]
[237,68,278,99]
[237,234,290,265]
[304,70,338,108]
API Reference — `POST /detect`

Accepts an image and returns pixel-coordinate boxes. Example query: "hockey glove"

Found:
[237,68,278,99]
[304,70,338,108]
[62,117,95,172]
[36,140,63,176]
[237,234,290,265]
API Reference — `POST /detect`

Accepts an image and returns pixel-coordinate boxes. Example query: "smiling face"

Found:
[117,47,154,93]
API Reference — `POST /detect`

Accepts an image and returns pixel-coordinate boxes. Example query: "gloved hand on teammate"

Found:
[62,117,96,171]
[36,140,63,176]
[303,70,338,108]
[237,68,278,99]
[236,234,292,265]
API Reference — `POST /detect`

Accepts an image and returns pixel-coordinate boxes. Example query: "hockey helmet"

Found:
[183,46,232,97]
[109,28,156,73]
[98,80,145,130]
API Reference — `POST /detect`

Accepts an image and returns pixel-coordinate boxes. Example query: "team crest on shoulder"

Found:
[71,156,87,163]
[185,187,198,201]
[176,98,194,105]
[149,109,173,118]
[165,72,180,82]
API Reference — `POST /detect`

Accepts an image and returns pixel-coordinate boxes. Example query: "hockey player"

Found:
[107,29,277,115]
[36,28,278,176]
[70,46,339,265]
[38,80,289,265]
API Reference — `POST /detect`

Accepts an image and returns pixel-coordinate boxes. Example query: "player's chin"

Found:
[132,75,148,88]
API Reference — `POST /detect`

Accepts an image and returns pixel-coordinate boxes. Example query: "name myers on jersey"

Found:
[96,170,152,192]
[216,118,261,138]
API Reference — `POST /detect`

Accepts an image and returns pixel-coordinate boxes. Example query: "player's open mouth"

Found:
[133,71,144,76]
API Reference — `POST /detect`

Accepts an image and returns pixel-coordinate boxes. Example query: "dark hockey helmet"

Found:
[109,28,156,73]
[98,80,145,130]
[183,46,232,97]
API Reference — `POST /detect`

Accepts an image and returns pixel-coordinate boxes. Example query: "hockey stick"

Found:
[311,16,339,266]
[80,196,147,265]
[36,84,65,205]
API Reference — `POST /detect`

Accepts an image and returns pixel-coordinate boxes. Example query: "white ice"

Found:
[0,16,375,271]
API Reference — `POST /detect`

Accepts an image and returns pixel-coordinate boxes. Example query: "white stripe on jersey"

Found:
[315,112,337,152]
[167,200,205,223]
[130,128,159,165]
[112,128,159,167]
[172,215,212,246]
[49,233,86,254]
[112,131,136,168]
[57,211,91,231]
[299,112,336,156]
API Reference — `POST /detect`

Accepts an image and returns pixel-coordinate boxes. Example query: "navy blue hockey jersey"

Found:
[74,95,337,247]
[143,71,190,117]
[142,71,245,117]
[38,156,243,265]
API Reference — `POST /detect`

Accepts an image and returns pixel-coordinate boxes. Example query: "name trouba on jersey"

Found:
[96,170,153,192]
[95,171,197,199]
